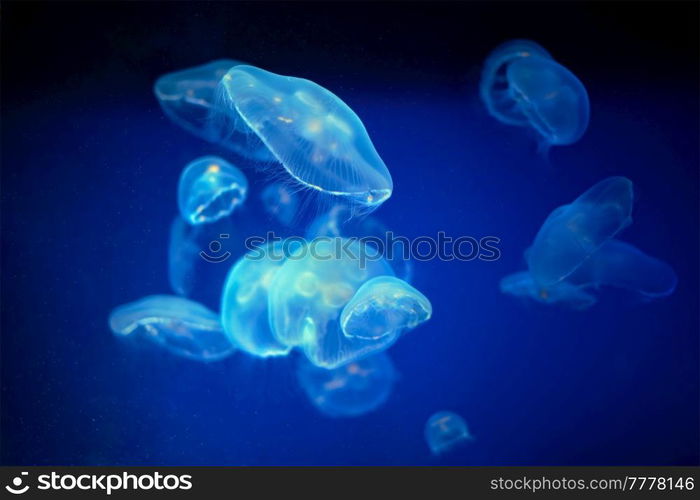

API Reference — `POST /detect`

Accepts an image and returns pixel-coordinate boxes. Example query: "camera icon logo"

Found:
[5,472,29,495]
[199,233,231,263]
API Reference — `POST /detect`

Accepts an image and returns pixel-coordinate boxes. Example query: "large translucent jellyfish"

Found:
[502,239,677,308]
[425,411,473,455]
[220,242,292,358]
[480,39,589,148]
[297,352,396,418]
[500,270,598,310]
[109,295,235,361]
[340,276,432,340]
[218,65,393,212]
[568,239,678,298]
[260,182,299,227]
[154,60,271,160]
[268,238,399,369]
[178,156,248,225]
[526,176,633,286]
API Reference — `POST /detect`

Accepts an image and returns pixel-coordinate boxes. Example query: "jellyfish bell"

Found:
[480,39,553,126]
[220,241,293,358]
[297,352,397,418]
[480,39,589,150]
[268,237,399,369]
[154,60,272,161]
[218,65,393,214]
[340,276,432,340]
[526,176,633,286]
[109,295,235,362]
[154,59,236,137]
[177,156,249,225]
[506,55,590,147]
[425,411,473,456]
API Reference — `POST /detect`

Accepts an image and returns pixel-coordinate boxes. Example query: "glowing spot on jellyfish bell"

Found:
[273,96,283,103]
[207,164,220,173]
[306,119,322,133]
[277,116,294,124]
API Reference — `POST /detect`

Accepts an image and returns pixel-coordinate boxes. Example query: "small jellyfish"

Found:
[218,65,393,212]
[480,39,589,149]
[425,411,473,455]
[178,156,248,225]
[340,276,432,340]
[260,182,299,226]
[568,239,677,298]
[268,237,398,369]
[109,295,235,361]
[500,270,597,310]
[297,352,396,418]
[220,241,292,358]
[480,40,552,126]
[154,60,272,160]
[526,176,633,286]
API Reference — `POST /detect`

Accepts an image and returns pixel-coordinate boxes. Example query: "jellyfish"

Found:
[340,276,432,340]
[220,241,292,358]
[526,176,633,286]
[306,205,413,282]
[425,411,473,455]
[297,352,396,418]
[567,239,677,298]
[500,270,598,310]
[260,182,299,226]
[109,295,235,361]
[268,237,399,369]
[178,156,248,225]
[480,39,589,149]
[218,65,393,213]
[154,60,271,160]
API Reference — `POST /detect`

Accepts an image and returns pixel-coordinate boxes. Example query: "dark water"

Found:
[2,2,698,465]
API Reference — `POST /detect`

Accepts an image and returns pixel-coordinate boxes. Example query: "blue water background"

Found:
[2,2,698,465]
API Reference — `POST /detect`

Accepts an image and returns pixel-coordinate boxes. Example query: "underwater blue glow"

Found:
[480,39,589,147]
[108,295,235,361]
[268,238,398,369]
[500,270,598,310]
[220,242,292,358]
[154,60,272,160]
[526,176,633,286]
[424,411,472,455]
[340,276,432,340]
[218,65,393,211]
[177,156,248,225]
[260,183,299,226]
[297,352,396,418]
